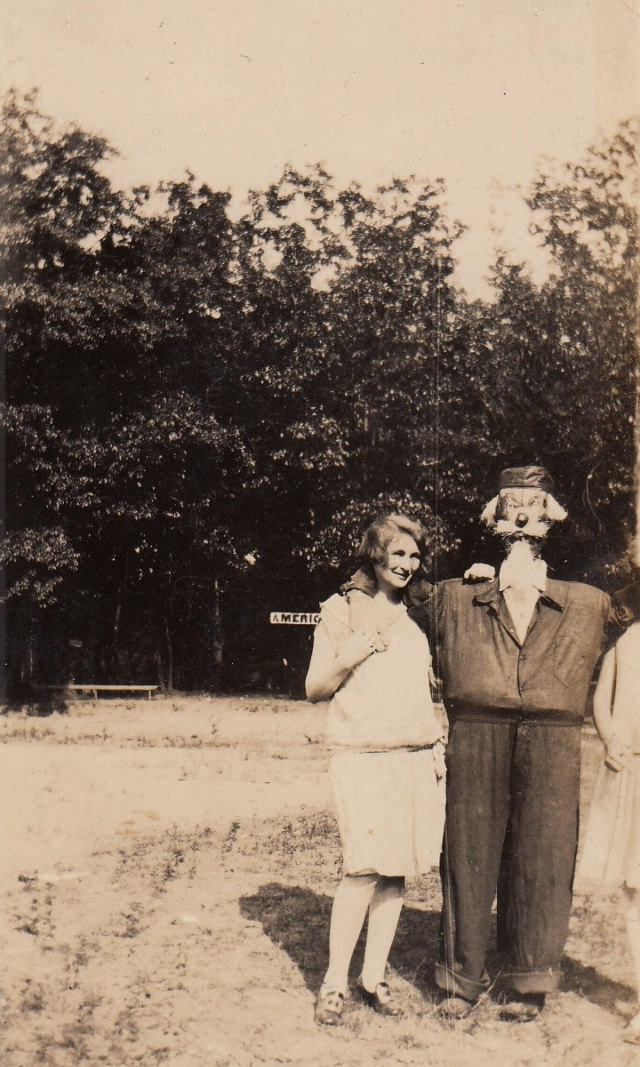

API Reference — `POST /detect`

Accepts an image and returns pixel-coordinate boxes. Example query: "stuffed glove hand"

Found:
[432,738,447,781]
[463,563,496,581]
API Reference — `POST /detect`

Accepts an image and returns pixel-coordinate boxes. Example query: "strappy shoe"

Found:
[315,984,344,1026]
[356,979,403,1016]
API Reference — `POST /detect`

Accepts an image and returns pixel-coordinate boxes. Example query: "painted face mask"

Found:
[480,465,567,543]
[495,487,551,541]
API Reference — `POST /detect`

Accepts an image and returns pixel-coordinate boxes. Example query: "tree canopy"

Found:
[3,90,638,696]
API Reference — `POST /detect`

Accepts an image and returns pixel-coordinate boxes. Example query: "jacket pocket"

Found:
[553,634,588,687]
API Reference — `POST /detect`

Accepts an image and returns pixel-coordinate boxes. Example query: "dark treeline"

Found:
[2,90,638,697]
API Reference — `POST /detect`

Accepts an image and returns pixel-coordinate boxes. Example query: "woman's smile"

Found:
[373,533,422,596]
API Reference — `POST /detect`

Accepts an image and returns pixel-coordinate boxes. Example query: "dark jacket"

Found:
[406,576,609,720]
[346,571,613,721]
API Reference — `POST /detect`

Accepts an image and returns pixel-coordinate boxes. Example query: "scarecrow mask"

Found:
[480,466,567,542]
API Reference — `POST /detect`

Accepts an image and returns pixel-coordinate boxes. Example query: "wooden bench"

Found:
[37,684,160,700]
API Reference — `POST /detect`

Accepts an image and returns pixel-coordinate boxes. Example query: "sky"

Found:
[1,0,639,297]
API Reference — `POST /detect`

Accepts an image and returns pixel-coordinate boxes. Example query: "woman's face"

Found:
[373,532,422,594]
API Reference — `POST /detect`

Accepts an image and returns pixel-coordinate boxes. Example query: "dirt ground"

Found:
[1,694,639,1067]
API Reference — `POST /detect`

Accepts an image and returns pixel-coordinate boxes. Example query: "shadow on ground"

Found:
[563,955,634,1015]
[241,881,636,1017]
[240,882,443,997]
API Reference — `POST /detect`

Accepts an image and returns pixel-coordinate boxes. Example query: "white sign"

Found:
[270,612,320,625]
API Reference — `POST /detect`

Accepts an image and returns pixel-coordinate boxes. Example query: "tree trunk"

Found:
[634,174,640,569]
[163,616,174,691]
[107,585,122,679]
[636,255,640,570]
[212,579,224,669]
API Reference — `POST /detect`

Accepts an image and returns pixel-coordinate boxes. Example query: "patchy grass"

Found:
[0,697,638,1066]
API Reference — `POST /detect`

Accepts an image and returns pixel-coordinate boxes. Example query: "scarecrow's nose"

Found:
[515,512,529,528]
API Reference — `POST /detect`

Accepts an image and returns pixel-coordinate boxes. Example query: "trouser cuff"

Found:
[435,961,490,1002]
[502,968,562,995]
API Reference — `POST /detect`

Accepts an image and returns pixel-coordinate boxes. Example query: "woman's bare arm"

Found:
[593,646,628,770]
[305,621,376,702]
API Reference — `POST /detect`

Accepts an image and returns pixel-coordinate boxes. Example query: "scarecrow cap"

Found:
[498,466,555,494]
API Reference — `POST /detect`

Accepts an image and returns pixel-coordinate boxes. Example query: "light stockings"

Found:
[361,875,405,991]
[323,873,405,994]
[624,888,640,1011]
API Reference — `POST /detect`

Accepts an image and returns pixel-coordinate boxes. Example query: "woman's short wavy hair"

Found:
[356,513,427,569]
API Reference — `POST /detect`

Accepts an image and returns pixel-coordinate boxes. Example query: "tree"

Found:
[230,169,478,587]
[7,86,635,697]
[1,89,141,693]
[478,118,639,581]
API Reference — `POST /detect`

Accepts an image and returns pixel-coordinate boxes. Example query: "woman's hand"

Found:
[337,629,379,672]
[605,735,631,772]
[305,619,380,702]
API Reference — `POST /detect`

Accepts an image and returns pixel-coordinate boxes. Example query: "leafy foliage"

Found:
[3,89,638,694]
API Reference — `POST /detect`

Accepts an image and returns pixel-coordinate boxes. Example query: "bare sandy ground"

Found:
[1,695,638,1066]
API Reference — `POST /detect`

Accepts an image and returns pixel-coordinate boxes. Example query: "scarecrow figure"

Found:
[346,465,629,1020]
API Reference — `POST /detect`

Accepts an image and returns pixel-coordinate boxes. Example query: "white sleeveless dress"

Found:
[315,594,446,878]
[579,624,640,888]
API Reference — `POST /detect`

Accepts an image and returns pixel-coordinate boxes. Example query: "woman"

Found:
[306,513,446,1025]
[579,622,640,1044]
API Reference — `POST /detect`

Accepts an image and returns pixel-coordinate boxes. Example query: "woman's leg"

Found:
[623,888,640,1041]
[625,888,640,1006]
[361,875,405,990]
[323,873,378,993]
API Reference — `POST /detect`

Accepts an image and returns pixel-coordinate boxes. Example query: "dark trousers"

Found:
[435,715,581,1000]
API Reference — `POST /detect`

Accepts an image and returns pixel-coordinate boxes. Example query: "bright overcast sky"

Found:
[2,0,639,297]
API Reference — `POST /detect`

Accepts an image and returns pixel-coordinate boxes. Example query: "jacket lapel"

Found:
[532,578,567,646]
[473,579,522,646]
[472,576,567,647]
